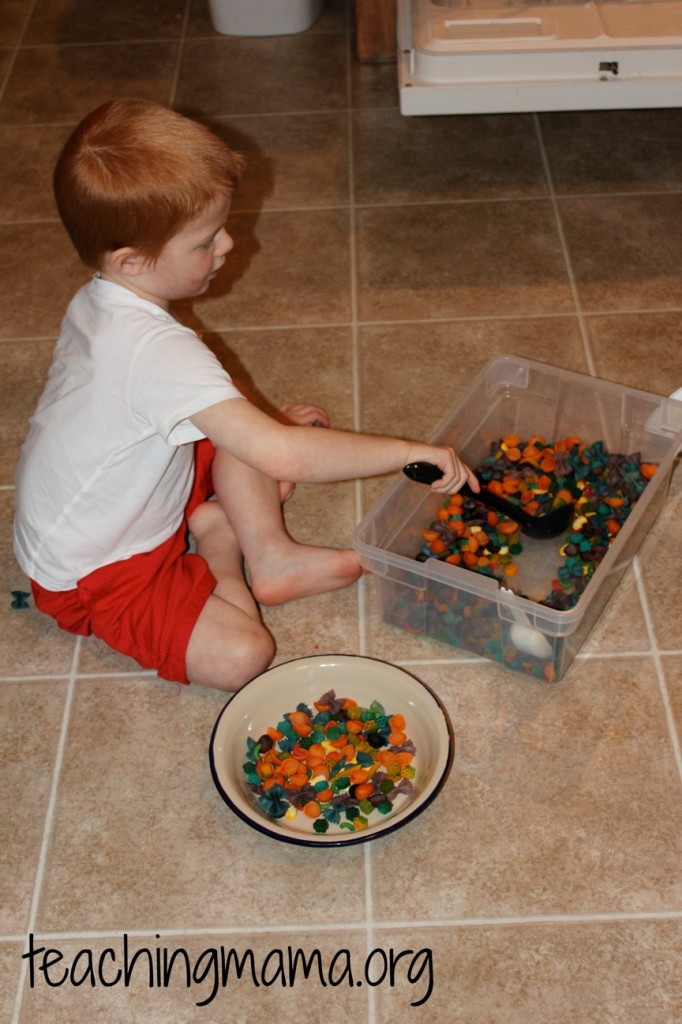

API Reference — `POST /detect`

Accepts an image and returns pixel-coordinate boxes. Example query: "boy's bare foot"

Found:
[249,543,362,606]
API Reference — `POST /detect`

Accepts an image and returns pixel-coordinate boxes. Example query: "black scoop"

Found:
[402,462,575,540]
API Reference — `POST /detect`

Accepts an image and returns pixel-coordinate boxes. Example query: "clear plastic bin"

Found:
[208,0,323,36]
[353,355,682,682]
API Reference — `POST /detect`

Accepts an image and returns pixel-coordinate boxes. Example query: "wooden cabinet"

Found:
[355,0,398,61]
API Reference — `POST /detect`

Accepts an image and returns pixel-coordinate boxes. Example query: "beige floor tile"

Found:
[540,108,682,195]
[671,461,682,504]
[308,0,351,34]
[585,312,682,397]
[1,493,78,676]
[663,655,682,741]
[186,0,215,36]
[24,0,186,44]
[356,202,576,322]
[36,677,367,933]
[16,930,370,1023]
[1,340,55,486]
[636,486,682,650]
[0,48,14,92]
[353,109,547,206]
[0,942,24,1023]
[283,475,359,544]
[350,56,400,110]
[264,582,361,663]
[202,326,355,421]
[0,43,177,124]
[175,33,348,118]
[0,680,67,933]
[176,209,352,328]
[355,318,588,443]
[579,567,650,655]
[210,111,350,213]
[0,124,70,222]
[0,223,88,340]
[375,920,682,1023]
[368,658,682,920]
[76,635,151,678]
[0,0,33,47]
[559,194,682,312]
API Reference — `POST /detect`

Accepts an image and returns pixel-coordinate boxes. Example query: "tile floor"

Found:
[1,1,682,1021]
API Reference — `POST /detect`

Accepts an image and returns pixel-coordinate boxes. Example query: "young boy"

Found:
[13,98,477,692]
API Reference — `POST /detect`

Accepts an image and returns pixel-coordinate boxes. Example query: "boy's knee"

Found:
[227,623,275,690]
[188,619,274,692]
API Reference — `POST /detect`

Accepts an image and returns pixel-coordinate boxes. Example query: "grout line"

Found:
[345,32,374,1024]
[10,637,81,1024]
[224,191,682,216]
[6,311,682,355]
[0,674,73,684]
[1,646,679,686]
[167,0,193,109]
[393,648,673,667]
[632,556,682,786]
[232,189,682,211]
[532,114,597,377]
[0,670,157,683]
[0,216,61,226]
[373,909,682,929]
[350,189,682,207]
[572,647,682,660]
[231,191,682,211]
[204,106,356,123]
[0,0,38,107]
[363,843,377,1023]
[153,306,682,335]
[4,906,682,946]
[8,37,193,52]
[343,29,369,661]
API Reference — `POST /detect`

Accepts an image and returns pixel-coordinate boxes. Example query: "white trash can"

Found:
[208,0,323,36]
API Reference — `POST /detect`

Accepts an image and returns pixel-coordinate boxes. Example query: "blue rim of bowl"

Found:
[209,654,454,848]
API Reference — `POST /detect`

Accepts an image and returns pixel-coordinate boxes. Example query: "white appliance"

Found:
[398,0,682,113]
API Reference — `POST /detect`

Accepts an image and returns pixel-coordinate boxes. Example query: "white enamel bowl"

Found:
[209,655,454,847]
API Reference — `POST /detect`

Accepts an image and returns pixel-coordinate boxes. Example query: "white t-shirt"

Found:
[13,276,243,590]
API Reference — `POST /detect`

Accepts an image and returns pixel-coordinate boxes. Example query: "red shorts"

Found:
[31,439,217,685]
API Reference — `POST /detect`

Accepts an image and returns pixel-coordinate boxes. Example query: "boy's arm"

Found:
[189,398,478,495]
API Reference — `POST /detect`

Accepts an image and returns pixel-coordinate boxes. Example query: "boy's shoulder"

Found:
[77,275,172,319]
[60,276,204,374]
[68,275,191,340]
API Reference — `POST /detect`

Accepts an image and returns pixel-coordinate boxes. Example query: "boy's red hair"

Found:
[53,98,243,267]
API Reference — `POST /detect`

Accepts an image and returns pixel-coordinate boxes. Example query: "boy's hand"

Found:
[278,403,330,428]
[406,444,480,496]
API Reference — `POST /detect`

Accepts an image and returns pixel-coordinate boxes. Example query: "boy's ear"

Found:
[103,247,147,277]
